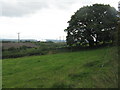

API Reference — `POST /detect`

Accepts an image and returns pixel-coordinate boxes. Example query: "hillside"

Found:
[2,47,118,88]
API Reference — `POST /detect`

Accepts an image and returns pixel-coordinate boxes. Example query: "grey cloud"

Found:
[1,0,114,17]
[0,0,80,17]
[0,0,49,17]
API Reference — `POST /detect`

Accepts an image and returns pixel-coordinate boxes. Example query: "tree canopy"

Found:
[65,4,118,47]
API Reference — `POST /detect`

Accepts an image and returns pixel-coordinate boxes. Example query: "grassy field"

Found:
[0,60,2,89]
[2,46,118,88]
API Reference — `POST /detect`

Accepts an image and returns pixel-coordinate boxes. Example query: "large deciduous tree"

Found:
[65,4,118,47]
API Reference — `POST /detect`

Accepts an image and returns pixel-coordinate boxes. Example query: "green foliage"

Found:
[7,47,16,51]
[117,15,120,46]
[65,4,118,47]
[2,47,118,88]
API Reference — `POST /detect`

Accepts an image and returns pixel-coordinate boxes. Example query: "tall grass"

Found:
[91,46,118,88]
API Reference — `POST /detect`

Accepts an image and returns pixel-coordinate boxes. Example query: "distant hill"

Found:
[0,39,66,43]
[1,39,37,42]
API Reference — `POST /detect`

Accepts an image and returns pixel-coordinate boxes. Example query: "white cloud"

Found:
[0,8,71,40]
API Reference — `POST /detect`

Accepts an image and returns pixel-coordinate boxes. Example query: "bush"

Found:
[7,47,16,51]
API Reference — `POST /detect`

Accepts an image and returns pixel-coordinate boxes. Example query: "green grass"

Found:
[0,60,2,89]
[2,46,118,88]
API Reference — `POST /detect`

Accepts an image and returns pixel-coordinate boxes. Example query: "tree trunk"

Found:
[89,40,94,48]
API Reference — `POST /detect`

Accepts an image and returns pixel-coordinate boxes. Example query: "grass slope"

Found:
[0,60,2,89]
[2,47,118,88]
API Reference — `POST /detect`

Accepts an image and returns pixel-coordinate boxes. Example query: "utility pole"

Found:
[59,36,61,42]
[118,1,120,12]
[17,32,20,43]
[63,36,64,41]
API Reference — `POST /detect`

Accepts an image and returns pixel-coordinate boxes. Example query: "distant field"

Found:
[2,42,67,59]
[2,42,37,49]
[2,46,118,88]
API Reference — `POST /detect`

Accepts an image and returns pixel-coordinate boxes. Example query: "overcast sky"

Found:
[0,0,119,40]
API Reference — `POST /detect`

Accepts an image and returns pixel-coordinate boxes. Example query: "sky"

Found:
[0,0,119,41]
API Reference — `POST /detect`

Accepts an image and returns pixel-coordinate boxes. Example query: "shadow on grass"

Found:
[51,81,75,88]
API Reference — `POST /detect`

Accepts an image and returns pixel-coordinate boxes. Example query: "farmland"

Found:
[2,42,37,49]
[2,46,118,88]
[2,42,67,59]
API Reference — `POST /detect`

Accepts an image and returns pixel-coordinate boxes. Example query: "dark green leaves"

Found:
[65,4,118,47]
